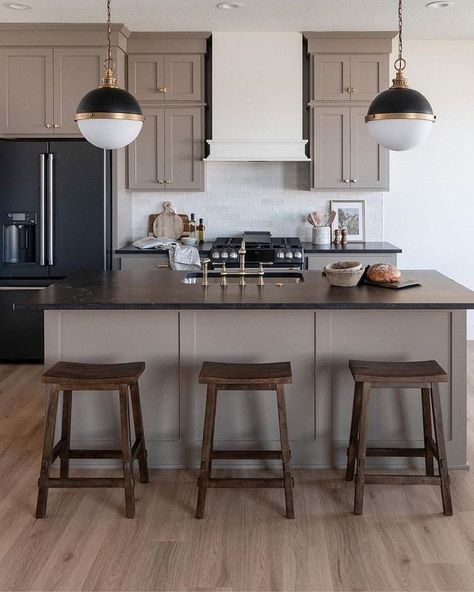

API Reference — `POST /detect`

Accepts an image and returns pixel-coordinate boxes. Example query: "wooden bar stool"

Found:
[345,359,453,516]
[36,361,149,519]
[196,361,295,519]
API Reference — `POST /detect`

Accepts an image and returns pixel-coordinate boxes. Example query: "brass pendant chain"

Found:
[101,0,118,88]
[392,0,408,87]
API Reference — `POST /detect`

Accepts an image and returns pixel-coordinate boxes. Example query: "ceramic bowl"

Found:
[323,263,364,287]
[181,237,198,246]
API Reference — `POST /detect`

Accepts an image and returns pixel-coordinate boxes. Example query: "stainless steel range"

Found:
[210,232,304,269]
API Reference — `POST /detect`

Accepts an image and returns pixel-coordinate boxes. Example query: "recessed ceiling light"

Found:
[426,1,455,8]
[217,2,244,9]
[4,2,32,9]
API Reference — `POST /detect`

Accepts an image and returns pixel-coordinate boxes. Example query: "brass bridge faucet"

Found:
[213,240,270,287]
[239,239,246,287]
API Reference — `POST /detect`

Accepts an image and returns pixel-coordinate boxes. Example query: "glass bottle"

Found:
[196,218,205,243]
[189,213,196,238]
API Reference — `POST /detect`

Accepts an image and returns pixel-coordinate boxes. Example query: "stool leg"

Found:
[276,384,295,519]
[119,385,135,519]
[130,381,149,484]
[36,385,60,519]
[430,383,453,516]
[346,381,363,482]
[354,382,371,516]
[421,387,434,477]
[196,384,217,519]
[60,390,72,479]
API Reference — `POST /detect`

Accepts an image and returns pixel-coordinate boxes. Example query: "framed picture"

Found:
[330,200,366,242]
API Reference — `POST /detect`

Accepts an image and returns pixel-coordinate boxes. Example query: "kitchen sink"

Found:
[182,271,305,285]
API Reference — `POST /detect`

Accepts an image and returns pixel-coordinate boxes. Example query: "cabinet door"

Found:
[127,108,165,190]
[0,48,54,135]
[53,47,106,135]
[311,107,351,190]
[350,107,389,190]
[128,54,166,101]
[164,55,203,102]
[312,54,351,101]
[350,54,388,102]
[164,107,204,191]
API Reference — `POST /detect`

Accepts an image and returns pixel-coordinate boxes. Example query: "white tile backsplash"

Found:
[131,162,384,242]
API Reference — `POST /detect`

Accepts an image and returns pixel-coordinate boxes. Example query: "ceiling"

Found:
[0,0,473,39]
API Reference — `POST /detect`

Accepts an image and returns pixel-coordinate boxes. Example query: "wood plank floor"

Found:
[0,348,474,591]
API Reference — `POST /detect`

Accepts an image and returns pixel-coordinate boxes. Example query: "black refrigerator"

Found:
[0,139,111,361]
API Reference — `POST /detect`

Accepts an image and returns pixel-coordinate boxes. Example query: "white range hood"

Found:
[206,32,309,162]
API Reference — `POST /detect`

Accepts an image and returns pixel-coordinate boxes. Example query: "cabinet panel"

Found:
[127,108,165,190]
[351,54,388,101]
[164,54,202,102]
[128,54,166,101]
[53,47,106,135]
[350,107,389,190]
[312,107,350,190]
[0,48,54,135]
[164,107,204,190]
[312,54,350,101]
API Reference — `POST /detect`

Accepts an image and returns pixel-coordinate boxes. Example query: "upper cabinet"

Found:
[128,54,203,102]
[0,46,106,137]
[312,54,388,102]
[305,32,395,192]
[126,33,209,191]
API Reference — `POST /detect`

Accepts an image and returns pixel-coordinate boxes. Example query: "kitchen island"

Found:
[19,270,474,469]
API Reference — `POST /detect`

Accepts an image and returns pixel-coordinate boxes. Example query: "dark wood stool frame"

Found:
[36,362,149,519]
[196,362,295,519]
[345,359,453,516]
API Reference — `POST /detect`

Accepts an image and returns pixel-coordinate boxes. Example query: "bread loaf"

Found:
[367,263,401,283]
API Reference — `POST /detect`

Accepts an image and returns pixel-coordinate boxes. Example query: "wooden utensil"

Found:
[152,202,185,239]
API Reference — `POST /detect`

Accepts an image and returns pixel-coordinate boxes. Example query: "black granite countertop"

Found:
[16,270,474,311]
[115,241,401,255]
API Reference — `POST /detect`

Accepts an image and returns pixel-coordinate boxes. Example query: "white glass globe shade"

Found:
[367,118,434,151]
[77,118,143,150]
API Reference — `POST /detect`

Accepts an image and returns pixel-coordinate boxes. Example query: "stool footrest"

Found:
[365,474,441,486]
[52,437,68,462]
[131,439,143,463]
[208,477,285,488]
[69,449,123,459]
[47,477,125,488]
[366,447,426,458]
[211,450,282,460]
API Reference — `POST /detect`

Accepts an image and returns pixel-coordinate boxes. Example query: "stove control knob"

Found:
[276,250,285,260]
[221,250,229,259]
[211,250,220,260]
[285,251,294,260]
[294,251,303,260]
[229,250,238,259]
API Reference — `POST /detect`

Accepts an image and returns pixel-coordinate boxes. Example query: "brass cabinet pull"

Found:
[46,124,53,129]
[53,124,60,129]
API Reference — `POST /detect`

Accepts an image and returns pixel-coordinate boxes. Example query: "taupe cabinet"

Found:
[0,46,105,136]
[128,54,203,102]
[311,106,388,190]
[305,33,394,192]
[128,107,204,190]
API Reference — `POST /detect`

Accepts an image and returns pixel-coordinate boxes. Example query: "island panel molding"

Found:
[42,307,467,469]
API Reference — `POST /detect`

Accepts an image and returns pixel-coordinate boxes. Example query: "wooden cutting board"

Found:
[148,213,189,236]
[152,202,185,239]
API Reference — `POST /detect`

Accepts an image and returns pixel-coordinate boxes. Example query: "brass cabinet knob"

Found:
[345,87,351,93]
[46,124,53,129]
[164,179,172,184]
[343,179,350,183]
[351,179,358,183]
[53,124,60,129]
[351,88,356,93]
[158,87,167,94]
[157,179,165,184]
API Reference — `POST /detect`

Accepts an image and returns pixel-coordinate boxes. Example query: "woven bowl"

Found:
[323,262,364,287]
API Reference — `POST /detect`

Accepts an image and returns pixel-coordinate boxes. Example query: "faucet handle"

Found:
[201,257,211,265]
[240,239,246,252]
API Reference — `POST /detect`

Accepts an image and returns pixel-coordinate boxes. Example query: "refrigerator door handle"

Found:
[47,153,54,266]
[39,154,46,266]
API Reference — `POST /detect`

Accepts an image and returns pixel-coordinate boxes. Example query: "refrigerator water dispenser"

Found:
[2,212,37,264]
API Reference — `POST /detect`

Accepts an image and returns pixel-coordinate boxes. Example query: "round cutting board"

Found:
[152,201,184,239]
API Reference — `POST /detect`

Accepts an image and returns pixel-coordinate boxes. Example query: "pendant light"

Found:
[365,0,436,151]
[75,0,144,150]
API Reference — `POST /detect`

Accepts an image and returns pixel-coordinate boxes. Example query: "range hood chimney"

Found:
[206,33,309,162]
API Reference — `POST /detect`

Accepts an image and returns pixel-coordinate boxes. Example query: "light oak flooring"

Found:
[0,347,474,591]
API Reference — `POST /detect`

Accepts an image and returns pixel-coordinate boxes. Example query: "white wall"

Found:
[384,41,474,337]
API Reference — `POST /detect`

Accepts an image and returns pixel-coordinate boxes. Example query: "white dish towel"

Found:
[168,243,201,271]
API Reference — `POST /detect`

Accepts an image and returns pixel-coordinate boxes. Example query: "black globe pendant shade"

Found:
[75,0,144,150]
[365,0,436,151]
